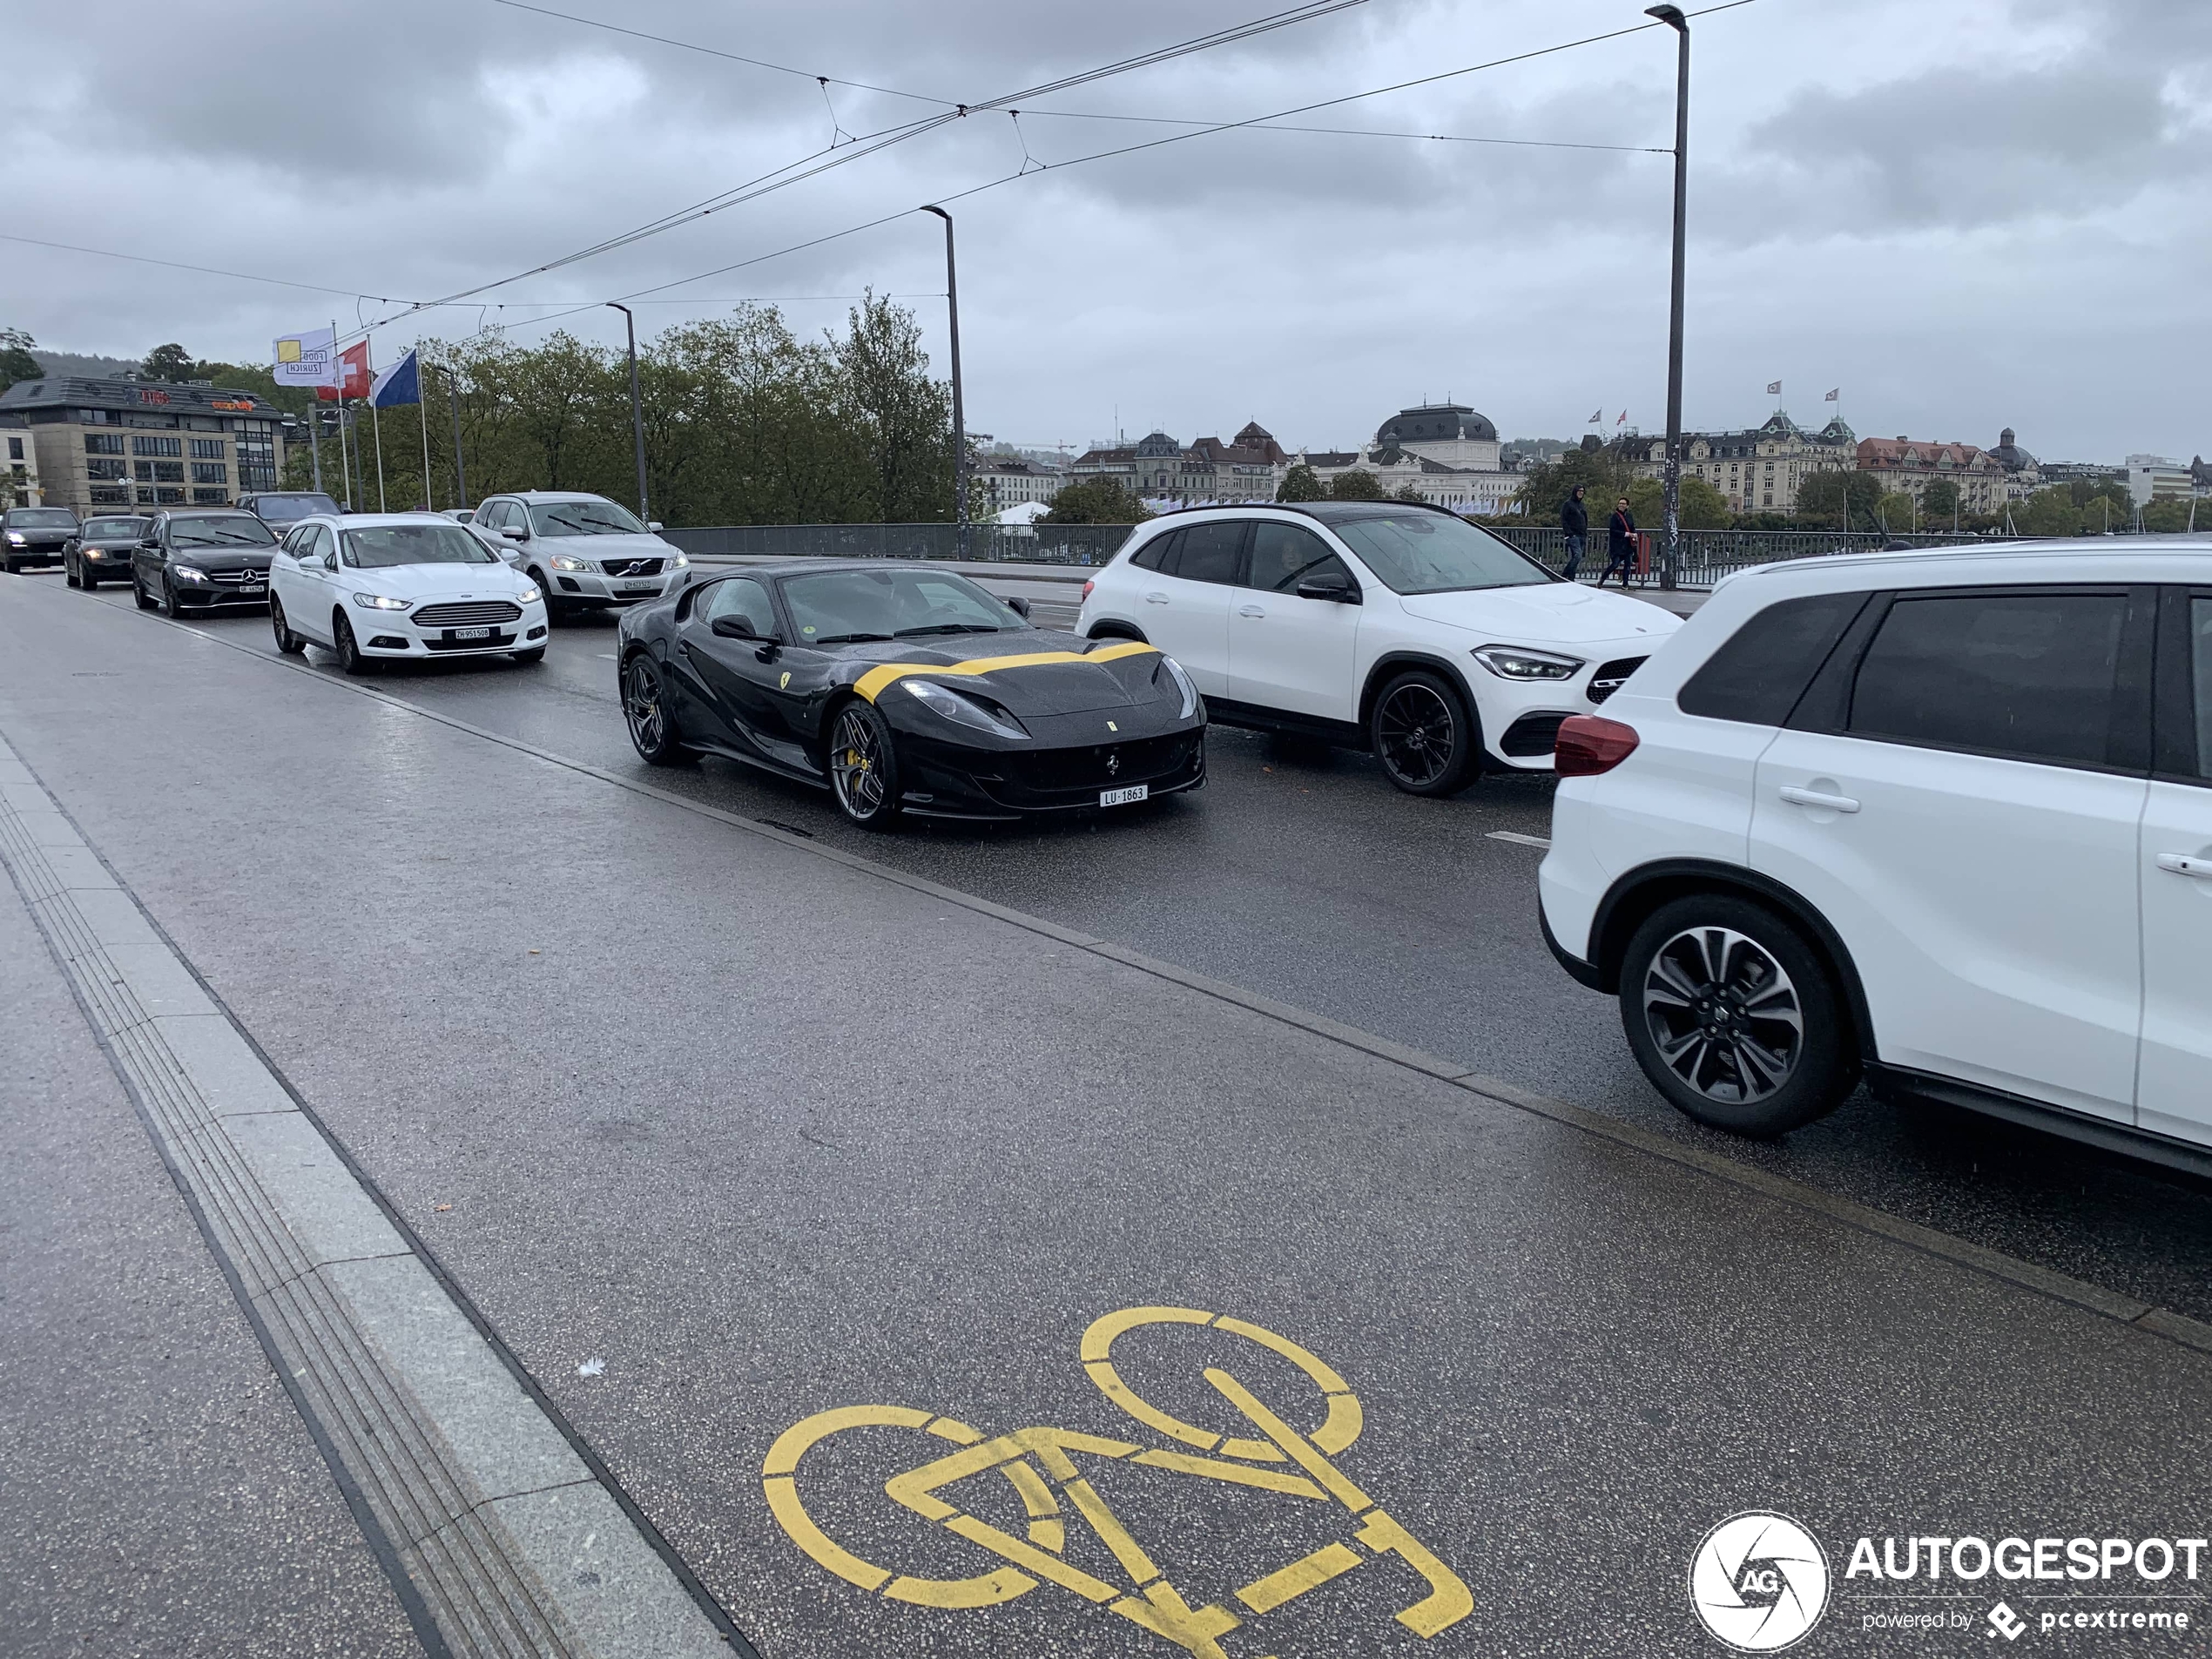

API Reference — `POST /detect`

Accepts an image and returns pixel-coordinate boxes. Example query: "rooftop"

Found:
[0,375,286,419]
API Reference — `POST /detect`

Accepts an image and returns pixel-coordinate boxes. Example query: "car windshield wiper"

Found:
[893,624,1004,637]
[811,631,895,644]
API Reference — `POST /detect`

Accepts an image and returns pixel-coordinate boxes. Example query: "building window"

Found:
[85,432,125,455]
[89,485,131,505]
[138,460,185,482]
[132,435,183,457]
[155,486,185,504]
[77,408,117,424]
[5,437,19,460]
[191,462,226,484]
[87,459,127,482]
[189,438,225,460]
[190,488,228,504]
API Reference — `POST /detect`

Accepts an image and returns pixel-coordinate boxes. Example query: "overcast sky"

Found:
[7,0,2206,462]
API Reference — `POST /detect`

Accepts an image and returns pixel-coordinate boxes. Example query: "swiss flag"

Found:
[317,341,372,401]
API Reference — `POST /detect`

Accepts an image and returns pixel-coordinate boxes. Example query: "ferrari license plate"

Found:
[450,627,492,640]
[1100,784,1150,807]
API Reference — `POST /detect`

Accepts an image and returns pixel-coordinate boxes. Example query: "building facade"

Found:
[1068,422,1286,506]
[3,426,44,507]
[1990,428,2043,500]
[1289,404,1520,515]
[1857,435,2007,514]
[1619,411,1858,514]
[0,375,290,516]
[973,458,1062,513]
[2127,454,2197,508]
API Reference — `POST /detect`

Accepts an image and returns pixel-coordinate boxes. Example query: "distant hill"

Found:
[18,347,139,381]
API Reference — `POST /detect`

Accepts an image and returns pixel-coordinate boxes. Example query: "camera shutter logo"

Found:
[1689,1512,1831,1651]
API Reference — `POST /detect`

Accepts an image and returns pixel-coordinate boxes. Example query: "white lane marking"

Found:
[1487,831,1550,848]
[597,653,617,660]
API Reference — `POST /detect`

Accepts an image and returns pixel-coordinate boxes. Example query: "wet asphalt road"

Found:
[49,569,2212,1327]
[7,569,2212,1659]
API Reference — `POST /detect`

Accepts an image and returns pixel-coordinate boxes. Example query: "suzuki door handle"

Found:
[1143,590,1170,604]
[2157,853,2212,879]
[1237,604,1265,618]
[1778,785,1860,813]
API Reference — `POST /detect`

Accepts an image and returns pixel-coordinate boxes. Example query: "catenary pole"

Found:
[920,206,968,554]
[606,302,650,523]
[1648,5,1689,591]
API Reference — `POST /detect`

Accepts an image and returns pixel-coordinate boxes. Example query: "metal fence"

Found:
[1487,526,1996,587]
[661,523,1136,566]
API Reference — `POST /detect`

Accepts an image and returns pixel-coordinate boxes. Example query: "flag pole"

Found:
[415,354,434,510]
[448,358,468,509]
[330,319,354,510]
[367,335,388,513]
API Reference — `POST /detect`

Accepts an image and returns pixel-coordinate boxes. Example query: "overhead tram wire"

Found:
[0,232,416,304]
[1001,110,1668,156]
[343,0,1372,341]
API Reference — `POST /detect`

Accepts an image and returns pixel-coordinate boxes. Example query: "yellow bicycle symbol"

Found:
[762,1305,1472,1656]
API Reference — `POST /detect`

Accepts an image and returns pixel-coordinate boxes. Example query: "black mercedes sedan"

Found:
[617,561,1206,827]
[3,505,79,574]
[130,509,279,616]
[64,514,148,590]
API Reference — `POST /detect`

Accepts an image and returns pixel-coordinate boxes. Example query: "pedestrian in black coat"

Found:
[1602,498,1637,588]
[1560,486,1588,579]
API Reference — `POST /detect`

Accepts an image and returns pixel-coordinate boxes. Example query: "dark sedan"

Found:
[3,506,80,573]
[130,509,279,616]
[617,561,1206,827]
[64,514,149,590]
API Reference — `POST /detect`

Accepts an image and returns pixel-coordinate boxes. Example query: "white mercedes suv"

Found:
[470,492,689,621]
[1539,539,2212,1171]
[1076,502,1677,794]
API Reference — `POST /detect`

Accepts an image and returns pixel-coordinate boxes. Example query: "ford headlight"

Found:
[550,554,595,572]
[352,592,412,610]
[516,585,543,604]
[1155,653,1198,719]
[900,677,1030,741]
[1471,644,1583,681]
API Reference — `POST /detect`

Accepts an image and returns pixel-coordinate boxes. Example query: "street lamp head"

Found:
[919,204,950,223]
[1645,3,1687,28]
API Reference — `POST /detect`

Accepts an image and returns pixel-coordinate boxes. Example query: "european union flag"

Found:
[368,348,421,409]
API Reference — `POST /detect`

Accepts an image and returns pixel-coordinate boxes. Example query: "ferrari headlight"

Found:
[1155,653,1198,719]
[351,591,412,610]
[900,677,1030,741]
[515,585,543,604]
[1471,644,1584,681]
[549,554,595,572]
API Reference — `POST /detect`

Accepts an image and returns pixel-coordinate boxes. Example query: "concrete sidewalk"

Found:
[0,576,2202,1657]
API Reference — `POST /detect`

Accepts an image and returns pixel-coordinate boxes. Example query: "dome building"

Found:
[1374,403,1502,472]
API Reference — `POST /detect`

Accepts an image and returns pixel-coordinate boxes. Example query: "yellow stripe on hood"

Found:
[854,639,1157,703]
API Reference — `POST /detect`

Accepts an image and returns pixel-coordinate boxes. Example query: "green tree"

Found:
[1793,470,1887,530]
[2141,496,2197,533]
[1631,475,1734,530]
[1275,463,1325,502]
[140,341,199,382]
[835,292,954,523]
[1042,476,1151,524]
[0,327,43,393]
[1876,490,1919,532]
[1393,483,1426,503]
[2012,486,2080,536]
[1512,445,1637,522]
[1919,478,1959,523]
[1329,469,1384,501]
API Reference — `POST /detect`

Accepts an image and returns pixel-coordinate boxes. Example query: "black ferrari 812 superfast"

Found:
[616,561,1205,826]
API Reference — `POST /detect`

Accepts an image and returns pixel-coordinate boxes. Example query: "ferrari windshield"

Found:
[782,567,1024,645]
[341,523,499,568]
[1329,512,1553,595]
[169,516,277,549]
[528,499,647,536]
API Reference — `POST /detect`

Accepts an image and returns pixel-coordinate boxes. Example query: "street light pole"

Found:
[1648,4,1689,591]
[606,302,650,524]
[920,206,969,555]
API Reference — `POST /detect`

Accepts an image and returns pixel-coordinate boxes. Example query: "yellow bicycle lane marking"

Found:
[761,1305,1473,1656]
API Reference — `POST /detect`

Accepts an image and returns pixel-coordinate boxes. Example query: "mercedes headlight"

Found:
[1155,652,1198,719]
[352,591,412,610]
[1471,644,1583,681]
[172,563,209,582]
[516,585,543,604]
[549,554,595,572]
[900,677,1030,741]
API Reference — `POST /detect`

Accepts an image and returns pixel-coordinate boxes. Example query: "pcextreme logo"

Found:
[1689,1512,1832,1651]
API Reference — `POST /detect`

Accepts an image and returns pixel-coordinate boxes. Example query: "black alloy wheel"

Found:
[64,551,79,589]
[531,570,560,625]
[133,572,157,610]
[1370,670,1478,797]
[3,555,21,576]
[271,595,305,655]
[1619,893,1855,1136]
[159,573,183,618]
[333,612,369,676]
[827,700,902,828]
[621,652,693,765]
[78,557,98,591]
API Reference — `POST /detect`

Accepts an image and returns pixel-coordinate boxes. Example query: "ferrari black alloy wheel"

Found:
[1371,669,1478,797]
[828,701,901,828]
[623,653,693,766]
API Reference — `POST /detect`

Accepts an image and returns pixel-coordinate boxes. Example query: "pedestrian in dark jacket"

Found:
[1560,486,1588,579]
[1602,498,1637,588]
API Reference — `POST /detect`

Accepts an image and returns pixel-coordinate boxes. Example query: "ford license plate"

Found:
[451,626,491,640]
[1099,784,1150,807]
